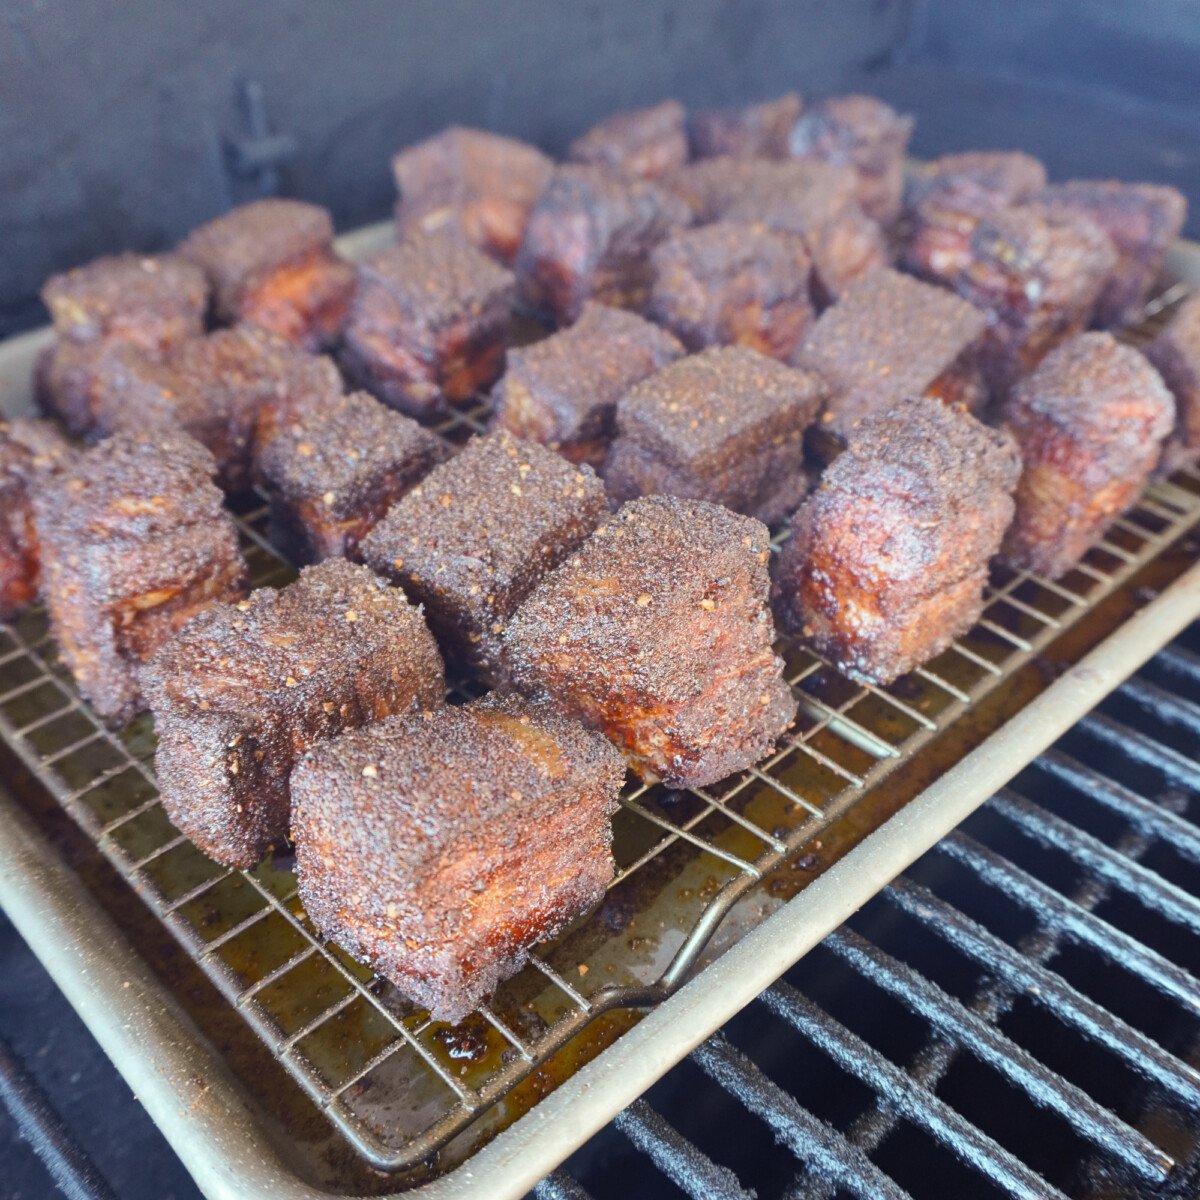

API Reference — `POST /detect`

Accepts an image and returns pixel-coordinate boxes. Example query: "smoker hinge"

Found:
[225,79,299,198]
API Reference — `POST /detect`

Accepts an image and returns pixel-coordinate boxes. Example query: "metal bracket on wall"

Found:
[225,80,298,198]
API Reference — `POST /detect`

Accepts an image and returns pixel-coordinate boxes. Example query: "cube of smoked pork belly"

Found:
[603,346,824,525]
[291,691,623,1023]
[647,221,815,360]
[489,301,684,467]
[902,151,1048,284]
[689,93,804,161]
[953,203,1118,394]
[0,419,75,620]
[1037,181,1186,329]
[340,231,515,419]
[178,199,355,350]
[393,127,554,266]
[772,397,1020,685]
[788,94,913,226]
[505,495,796,787]
[258,391,449,564]
[34,431,247,726]
[567,99,688,181]
[1145,294,1200,476]
[793,267,988,454]
[142,558,444,869]
[999,333,1174,579]
[360,430,607,683]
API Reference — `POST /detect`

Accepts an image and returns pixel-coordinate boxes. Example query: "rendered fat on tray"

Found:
[567,99,689,181]
[688,92,804,161]
[1145,293,1200,476]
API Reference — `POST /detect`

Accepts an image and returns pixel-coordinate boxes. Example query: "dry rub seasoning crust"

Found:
[142,558,445,870]
[178,199,355,350]
[603,345,825,525]
[647,221,815,360]
[291,691,624,1024]
[34,431,247,726]
[393,127,554,265]
[688,93,804,161]
[504,495,796,787]
[341,230,515,420]
[515,165,691,325]
[999,332,1174,579]
[1145,293,1200,476]
[489,301,685,467]
[0,419,76,620]
[258,391,449,564]
[773,397,1020,685]
[567,99,689,181]
[360,430,607,683]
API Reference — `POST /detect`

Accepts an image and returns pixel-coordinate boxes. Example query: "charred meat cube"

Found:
[0,420,75,620]
[603,346,825,525]
[258,391,449,564]
[773,397,1020,685]
[567,99,688,181]
[489,301,684,467]
[340,231,515,419]
[688,93,804,161]
[647,221,815,360]
[360,430,606,682]
[34,431,247,726]
[179,199,355,350]
[902,151,1048,283]
[35,339,122,438]
[515,165,690,325]
[505,495,796,787]
[291,691,623,1023]
[142,558,444,869]
[1145,294,1200,476]
[953,203,1118,393]
[392,126,554,265]
[999,332,1174,578]
[794,267,988,452]
[788,94,913,226]
[1037,181,1186,328]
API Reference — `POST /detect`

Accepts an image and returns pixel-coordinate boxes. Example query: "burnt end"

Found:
[647,221,815,360]
[788,94,913,226]
[258,391,449,564]
[291,691,624,1023]
[179,199,355,350]
[688,93,804,161]
[794,267,988,449]
[515,165,691,325]
[504,495,796,787]
[773,397,1020,685]
[567,99,688,181]
[1000,332,1174,578]
[1037,181,1187,328]
[902,151,1048,284]
[35,339,121,437]
[142,558,445,870]
[1145,294,1200,476]
[360,430,607,683]
[393,127,554,265]
[603,346,825,525]
[952,203,1119,394]
[34,431,247,726]
[489,301,684,467]
[0,419,76,621]
[340,231,515,419]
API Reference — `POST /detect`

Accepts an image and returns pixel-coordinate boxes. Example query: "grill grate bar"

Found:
[1154,642,1200,687]
[1078,712,1200,790]
[533,1170,594,1200]
[945,640,1003,675]
[791,692,901,759]
[1116,675,1200,738]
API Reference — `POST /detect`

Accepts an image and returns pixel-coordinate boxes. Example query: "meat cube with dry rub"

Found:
[688,93,803,161]
[258,391,449,564]
[603,346,824,525]
[999,332,1174,578]
[567,99,688,181]
[1145,293,1200,476]
[34,431,247,725]
[291,692,624,1024]
[504,495,797,787]
[341,230,515,420]
[392,127,554,265]
[360,430,607,683]
[772,397,1020,685]
[489,301,684,467]
[142,558,445,870]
